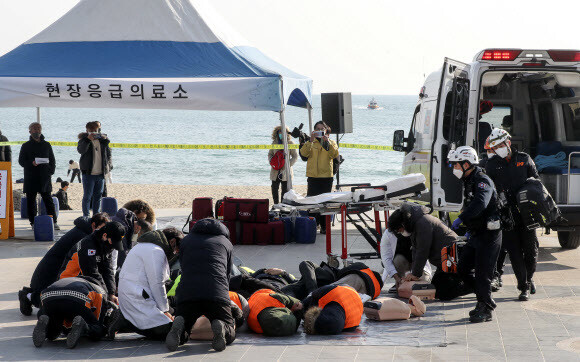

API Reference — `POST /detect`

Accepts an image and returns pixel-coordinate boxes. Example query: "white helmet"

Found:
[488,128,511,148]
[448,146,479,165]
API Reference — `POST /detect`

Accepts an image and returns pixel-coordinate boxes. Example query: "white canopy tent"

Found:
[0,0,314,188]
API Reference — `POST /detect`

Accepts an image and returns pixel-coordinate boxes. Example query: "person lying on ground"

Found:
[58,221,125,304]
[109,228,183,341]
[32,276,117,349]
[165,219,235,352]
[302,285,363,335]
[247,289,303,336]
[19,213,110,316]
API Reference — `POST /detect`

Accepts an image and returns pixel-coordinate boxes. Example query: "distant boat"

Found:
[367,97,379,109]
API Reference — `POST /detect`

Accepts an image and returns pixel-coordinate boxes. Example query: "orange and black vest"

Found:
[229,291,243,310]
[318,285,363,329]
[247,289,285,333]
[359,268,382,299]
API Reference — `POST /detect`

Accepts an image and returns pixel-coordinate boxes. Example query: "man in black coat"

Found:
[77,121,112,217]
[0,129,11,162]
[166,218,235,352]
[18,213,110,316]
[18,122,58,229]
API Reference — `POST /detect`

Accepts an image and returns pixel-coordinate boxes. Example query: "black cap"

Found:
[102,221,126,251]
[314,304,345,335]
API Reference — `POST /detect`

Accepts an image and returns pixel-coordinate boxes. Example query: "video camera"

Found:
[290,123,310,144]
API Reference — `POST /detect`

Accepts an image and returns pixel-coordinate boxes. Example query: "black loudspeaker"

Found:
[321,93,353,134]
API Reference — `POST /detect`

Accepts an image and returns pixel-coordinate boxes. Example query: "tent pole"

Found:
[307,104,313,133]
[279,110,293,192]
[36,107,41,123]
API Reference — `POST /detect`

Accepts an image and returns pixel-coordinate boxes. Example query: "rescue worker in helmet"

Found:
[448,146,502,323]
[484,128,540,301]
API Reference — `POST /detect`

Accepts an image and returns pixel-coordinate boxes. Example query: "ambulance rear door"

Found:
[430,58,471,211]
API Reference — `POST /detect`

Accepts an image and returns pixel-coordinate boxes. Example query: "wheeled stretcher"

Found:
[275,174,428,266]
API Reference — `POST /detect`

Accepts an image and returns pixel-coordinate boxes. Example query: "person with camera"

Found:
[78,121,112,217]
[299,121,339,234]
[268,126,298,204]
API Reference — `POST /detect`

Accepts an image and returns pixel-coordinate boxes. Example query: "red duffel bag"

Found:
[223,198,269,223]
[222,220,238,245]
[269,221,285,245]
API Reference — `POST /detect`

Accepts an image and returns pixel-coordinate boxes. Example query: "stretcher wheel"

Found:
[327,254,339,268]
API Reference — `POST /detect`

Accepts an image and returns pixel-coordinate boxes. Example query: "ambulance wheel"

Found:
[558,231,580,249]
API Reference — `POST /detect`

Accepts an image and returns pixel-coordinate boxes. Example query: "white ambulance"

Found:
[392,49,580,248]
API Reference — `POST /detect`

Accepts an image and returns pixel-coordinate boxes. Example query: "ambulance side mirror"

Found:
[393,130,408,152]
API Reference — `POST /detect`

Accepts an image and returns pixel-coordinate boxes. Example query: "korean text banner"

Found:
[0,77,282,111]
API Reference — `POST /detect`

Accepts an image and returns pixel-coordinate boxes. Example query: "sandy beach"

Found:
[12,183,308,210]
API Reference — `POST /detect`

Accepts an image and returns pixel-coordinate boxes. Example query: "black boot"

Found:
[67,316,88,349]
[211,320,227,352]
[18,287,33,316]
[469,302,485,317]
[491,277,501,292]
[469,306,493,323]
[166,316,184,352]
[32,315,49,348]
[298,261,318,295]
[497,275,503,287]
[106,308,125,340]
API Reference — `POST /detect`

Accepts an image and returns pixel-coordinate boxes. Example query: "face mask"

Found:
[453,168,464,179]
[31,132,41,140]
[487,152,495,159]
[278,133,283,141]
[131,234,138,243]
[495,146,509,159]
[401,230,411,237]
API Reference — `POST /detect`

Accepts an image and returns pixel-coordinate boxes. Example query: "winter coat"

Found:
[77,132,112,175]
[119,231,172,330]
[379,230,432,282]
[30,216,93,295]
[0,132,11,162]
[18,135,55,193]
[268,141,298,182]
[112,208,136,268]
[300,138,339,178]
[54,189,72,210]
[58,233,116,295]
[401,203,457,277]
[176,219,233,304]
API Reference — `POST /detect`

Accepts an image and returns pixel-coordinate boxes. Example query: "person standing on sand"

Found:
[68,159,81,183]
[268,126,298,204]
[78,121,112,217]
[18,122,59,230]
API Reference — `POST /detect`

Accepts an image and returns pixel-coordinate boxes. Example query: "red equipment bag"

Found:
[192,197,213,220]
[441,243,459,273]
[269,221,285,245]
[240,222,257,245]
[269,150,285,171]
[222,220,238,245]
[223,198,269,223]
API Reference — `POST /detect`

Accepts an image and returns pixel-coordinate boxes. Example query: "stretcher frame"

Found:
[274,182,427,267]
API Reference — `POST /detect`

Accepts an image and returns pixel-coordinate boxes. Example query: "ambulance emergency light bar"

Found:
[477,49,580,62]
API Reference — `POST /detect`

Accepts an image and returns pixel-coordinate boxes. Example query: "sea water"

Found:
[1,95,416,186]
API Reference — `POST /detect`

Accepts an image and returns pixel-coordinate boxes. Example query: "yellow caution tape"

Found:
[0,141,393,151]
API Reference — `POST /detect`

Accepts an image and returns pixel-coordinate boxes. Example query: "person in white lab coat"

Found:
[109,228,183,340]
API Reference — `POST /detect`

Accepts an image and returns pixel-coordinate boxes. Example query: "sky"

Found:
[0,0,578,95]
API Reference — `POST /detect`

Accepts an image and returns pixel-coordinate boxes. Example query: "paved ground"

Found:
[1,209,580,361]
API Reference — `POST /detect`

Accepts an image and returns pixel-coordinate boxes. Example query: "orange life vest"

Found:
[359,268,382,299]
[247,289,285,333]
[318,285,363,329]
[229,291,242,310]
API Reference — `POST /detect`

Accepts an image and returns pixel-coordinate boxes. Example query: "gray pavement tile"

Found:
[353,345,395,360]
[317,346,359,360]
[240,345,286,361]
[278,345,322,360]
